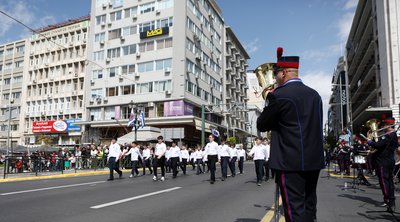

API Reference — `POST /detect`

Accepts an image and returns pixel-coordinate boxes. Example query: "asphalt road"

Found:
[0,163,275,222]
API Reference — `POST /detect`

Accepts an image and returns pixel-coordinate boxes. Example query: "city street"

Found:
[1,163,399,222]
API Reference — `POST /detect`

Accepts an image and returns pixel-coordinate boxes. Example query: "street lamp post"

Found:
[129,101,142,142]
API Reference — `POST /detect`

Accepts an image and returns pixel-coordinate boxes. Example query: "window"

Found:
[138,41,155,52]
[107,47,120,58]
[3,78,11,85]
[90,108,101,121]
[155,58,172,70]
[16,45,25,53]
[121,64,135,75]
[138,61,154,73]
[94,32,105,42]
[137,82,153,93]
[110,10,122,21]
[157,37,173,49]
[122,84,135,95]
[91,88,103,98]
[139,21,155,32]
[124,6,137,18]
[96,14,106,25]
[122,44,137,55]
[3,93,10,100]
[0,64,2,71]
[12,92,21,99]
[6,48,13,55]
[122,25,137,36]
[92,70,103,79]
[15,60,23,68]
[13,76,23,83]
[108,28,122,40]
[157,0,173,10]
[0,50,3,57]
[156,17,173,28]
[140,2,155,14]
[154,80,171,92]
[108,67,118,77]
[106,87,118,97]
[93,51,104,61]
[4,63,12,70]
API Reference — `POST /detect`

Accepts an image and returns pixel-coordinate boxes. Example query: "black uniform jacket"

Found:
[257,79,325,171]
[369,131,398,167]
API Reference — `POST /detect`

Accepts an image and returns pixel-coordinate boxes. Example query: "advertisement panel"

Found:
[164,100,193,116]
[32,120,68,133]
[66,119,81,132]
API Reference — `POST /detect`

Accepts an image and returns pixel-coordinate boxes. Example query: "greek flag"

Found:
[127,108,135,128]
[139,111,145,128]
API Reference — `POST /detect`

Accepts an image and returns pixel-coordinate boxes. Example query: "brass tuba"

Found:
[254,63,277,99]
[365,118,380,154]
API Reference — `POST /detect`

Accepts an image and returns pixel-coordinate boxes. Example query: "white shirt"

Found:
[90,149,98,157]
[218,144,230,158]
[248,144,268,160]
[180,150,189,159]
[265,144,271,161]
[75,151,82,157]
[229,147,238,159]
[194,150,204,159]
[125,147,143,161]
[204,141,219,156]
[238,149,246,158]
[169,146,181,159]
[108,143,122,160]
[142,149,151,159]
[155,142,167,157]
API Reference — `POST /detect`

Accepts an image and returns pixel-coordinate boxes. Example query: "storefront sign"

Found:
[33,120,68,133]
[140,27,169,39]
[66,119,81,132]
[164,100,193,116]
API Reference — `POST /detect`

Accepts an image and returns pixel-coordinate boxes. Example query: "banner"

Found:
[33,120,68,133]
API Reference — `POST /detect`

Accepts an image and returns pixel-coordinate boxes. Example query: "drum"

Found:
[354,155,366,164]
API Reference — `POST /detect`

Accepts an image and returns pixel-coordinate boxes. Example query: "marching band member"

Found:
[247,137,267,186]
[218,138,230,181]
[352,137,370,186]
[228,142,238,177]
[180,145,189,175]
[142,144,153,175]
[123,141,143,178]
[257,47,325,222]
[204,134,219,184]
[153,136,166,181]
[237,144,246,174]
[368,117,398,211]
[168,141,181,178]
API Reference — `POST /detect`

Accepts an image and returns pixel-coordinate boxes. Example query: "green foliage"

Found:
[227,137,236,146]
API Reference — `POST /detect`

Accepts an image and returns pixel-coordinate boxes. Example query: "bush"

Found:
[227,137,236,146]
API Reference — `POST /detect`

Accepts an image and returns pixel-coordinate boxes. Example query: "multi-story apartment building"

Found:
[0,40,27,150]
[328,56,348,139]
[83,0,250,144]
[346,0,400,132]
[21,16,90,147]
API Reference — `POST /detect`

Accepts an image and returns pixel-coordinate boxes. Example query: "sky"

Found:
[0,0,358,123]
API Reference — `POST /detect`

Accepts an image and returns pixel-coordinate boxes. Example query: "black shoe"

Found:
[107,178,114,181]
[210,181,215,184]
[221,177,225,181]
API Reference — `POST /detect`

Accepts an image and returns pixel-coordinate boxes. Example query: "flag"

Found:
[139,111,145,128]
[127,108,135,127]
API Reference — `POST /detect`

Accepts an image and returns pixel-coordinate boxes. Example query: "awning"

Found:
[117,127,171,144]
[353,106,392,131]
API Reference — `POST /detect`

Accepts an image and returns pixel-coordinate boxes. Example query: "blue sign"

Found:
[66,119,81,132]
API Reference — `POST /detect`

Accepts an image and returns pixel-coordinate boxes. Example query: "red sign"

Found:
[32,120,68,133]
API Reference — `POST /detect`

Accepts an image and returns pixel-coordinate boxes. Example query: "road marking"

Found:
[90,187,182,209]
[1,181,106,196]
[260,196,284,222]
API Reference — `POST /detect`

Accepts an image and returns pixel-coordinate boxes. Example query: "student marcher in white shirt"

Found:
[228,143,238,177]
[142,144,153,175]
[168,141,181,178]
[218,138,230,181]
[107,138,123,181]
[237,144,246,174]
[204,134,219,184]
[194,147,204,175]
[262,138,273,181]
[248,137,268,186]
[123,141,143,178]
[180,145,190,175]
[153,136,167,181]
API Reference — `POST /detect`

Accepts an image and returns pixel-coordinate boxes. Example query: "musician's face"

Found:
[274,69,285,86]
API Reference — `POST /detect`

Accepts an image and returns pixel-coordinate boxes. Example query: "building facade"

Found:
[0,40,27,150]
[346,0,400,133]
[84,0,250,145]
[21,16,90,147]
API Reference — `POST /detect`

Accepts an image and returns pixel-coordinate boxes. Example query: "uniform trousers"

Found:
[153,156,166,177]
[142,158,153,175]
[208,155,218,182]
[180,158,187,174]
[229,157,237,176]
[375,163,395,205]
[220,156,230,179]
[131,160,139,176]
[275,170,320,222]
[254,160,265,183]
[170,157,179,177]
[108,157,122,179]
[238,156,244,174]
[196,159,203,174]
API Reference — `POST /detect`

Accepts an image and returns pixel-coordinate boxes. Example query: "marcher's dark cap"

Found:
[276,47,299,69]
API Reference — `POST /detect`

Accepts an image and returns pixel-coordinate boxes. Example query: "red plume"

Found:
[277,47,283,59]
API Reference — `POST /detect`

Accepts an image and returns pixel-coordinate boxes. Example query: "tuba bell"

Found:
[254,63,277,100]
[365,118,380,154]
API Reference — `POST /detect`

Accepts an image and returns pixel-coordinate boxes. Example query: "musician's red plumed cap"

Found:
[383,117,395,124]
[276,47,300,69]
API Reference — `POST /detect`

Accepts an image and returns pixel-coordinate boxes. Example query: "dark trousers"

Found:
[264,160,270,179]
[376,164,395,205]
[276,170,320,222]
[220,156,230,178]
[196,159,203,174]
[153,156,166,177]
[170,157,179,177]
[229,157,237,176]
[191,159,195,170]
[180,158,187,174]
[142,158,153,175]
[254,160,265,183]
[108,157,122,179]
[208,155,218,182]
[131,160,139,176]
[238,156,244,174]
